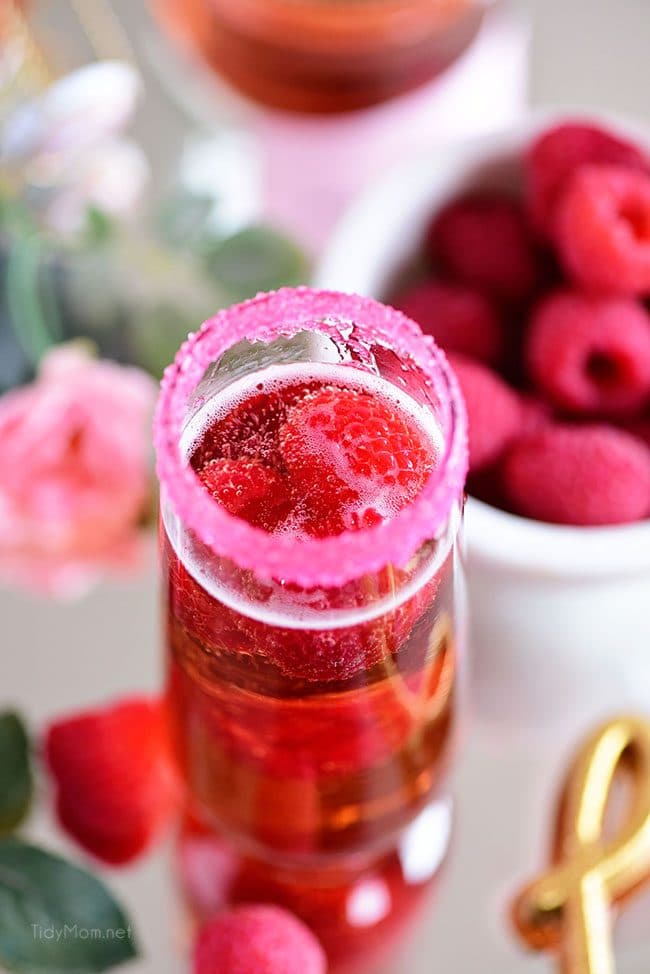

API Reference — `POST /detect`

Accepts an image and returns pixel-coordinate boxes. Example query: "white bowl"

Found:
[315,113,650,742]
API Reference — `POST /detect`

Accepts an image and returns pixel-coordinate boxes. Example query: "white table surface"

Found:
[5,2,650,972]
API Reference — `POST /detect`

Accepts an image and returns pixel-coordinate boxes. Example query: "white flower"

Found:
[179,131,262,236]
[44,138,150,234]
[1,60,141,163]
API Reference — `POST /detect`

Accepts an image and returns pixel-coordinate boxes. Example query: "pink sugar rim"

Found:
[154,287,468,588]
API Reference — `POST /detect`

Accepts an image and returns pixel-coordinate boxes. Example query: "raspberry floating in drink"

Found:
[198,458,292,532]
[191,375,436,541]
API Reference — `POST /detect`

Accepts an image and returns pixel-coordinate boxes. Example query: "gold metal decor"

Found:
[512,716,650,974]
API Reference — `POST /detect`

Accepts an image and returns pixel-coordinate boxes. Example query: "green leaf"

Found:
[0,195,38,237]
[83,208,114,247]
[129,303,207,379]
[0,713,32,834]
[0,839,138,974]
[203,225,309,303]
[158,191,217,251]
[5,234,57,366]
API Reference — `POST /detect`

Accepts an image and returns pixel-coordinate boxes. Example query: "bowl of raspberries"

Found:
[317,115,650,737]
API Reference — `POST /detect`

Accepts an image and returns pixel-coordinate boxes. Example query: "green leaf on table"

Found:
[0,713,32,834]
[0,839,138,974]
[203,225,309,303]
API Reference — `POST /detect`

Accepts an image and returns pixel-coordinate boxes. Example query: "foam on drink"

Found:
[164,362,453,630]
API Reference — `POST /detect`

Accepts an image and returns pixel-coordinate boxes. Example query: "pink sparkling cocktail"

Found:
[155,288,467,967]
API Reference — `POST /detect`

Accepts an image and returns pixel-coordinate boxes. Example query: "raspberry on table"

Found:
[279,385,434,537]
[45,697,177,865]
[392,279,504,365]
[446,353,523,473]
[427,193,540,303]
[555,164,650,295]
[194,905,327,974]
[198,457,293,532]
[525,290,650,417]
[526,121,648,236]
[502,424,650,525]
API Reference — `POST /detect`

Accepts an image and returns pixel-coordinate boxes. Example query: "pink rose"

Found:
[0,344,156,598]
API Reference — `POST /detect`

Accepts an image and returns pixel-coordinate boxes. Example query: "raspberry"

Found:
[502,424,650,525]
[392,280,504,365]
[526,122,648,236]
[526,290,650,417]
[45,697,177,865]
[428,193,540,303]
[519,395,552,436]
[620,416,650,449]
[555,165,650,295]
[467,466,508,510]
[194,905,326,974]
[280,386,434,538]
[198,458,292,532]
[191,384,318,469]
[167,541,440,688]
[191,392,287,468]
[446,353,523,472]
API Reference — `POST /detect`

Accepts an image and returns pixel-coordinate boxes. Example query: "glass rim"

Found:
[215,0,483,29]
[206,0,484,55]
[154,287,467,588]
